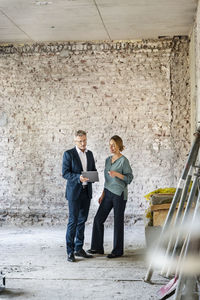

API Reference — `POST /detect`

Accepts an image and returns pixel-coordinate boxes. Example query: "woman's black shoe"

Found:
[87,249,104,255]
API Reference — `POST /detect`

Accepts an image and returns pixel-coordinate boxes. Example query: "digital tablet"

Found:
[81,171,99,182]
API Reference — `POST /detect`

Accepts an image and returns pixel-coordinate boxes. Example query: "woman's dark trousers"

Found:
[91,189,126,256]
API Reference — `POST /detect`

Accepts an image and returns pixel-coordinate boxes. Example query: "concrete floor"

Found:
[0,222,168,300]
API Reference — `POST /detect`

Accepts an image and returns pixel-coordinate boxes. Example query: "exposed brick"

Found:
[0,38,190,225]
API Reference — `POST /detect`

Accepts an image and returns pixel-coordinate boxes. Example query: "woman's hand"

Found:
[98,190,105,204]
[108,171,117,177]
[108,171,124,180]
[98,195,103,204]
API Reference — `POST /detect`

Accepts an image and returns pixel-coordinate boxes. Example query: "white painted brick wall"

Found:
[0,38,190,225]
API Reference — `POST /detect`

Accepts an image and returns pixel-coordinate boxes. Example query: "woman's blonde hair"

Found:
[110,135,125,151]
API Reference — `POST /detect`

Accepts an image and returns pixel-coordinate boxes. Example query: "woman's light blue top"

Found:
[104,155,133,200]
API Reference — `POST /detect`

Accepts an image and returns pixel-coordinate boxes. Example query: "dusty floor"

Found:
[0,222,168,299]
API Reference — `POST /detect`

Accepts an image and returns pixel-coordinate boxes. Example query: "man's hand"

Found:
[80,175,89,183]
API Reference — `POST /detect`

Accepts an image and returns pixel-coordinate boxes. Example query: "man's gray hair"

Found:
[74,130,87,138]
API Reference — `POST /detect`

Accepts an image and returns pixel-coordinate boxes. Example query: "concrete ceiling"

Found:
[0,0,198,43]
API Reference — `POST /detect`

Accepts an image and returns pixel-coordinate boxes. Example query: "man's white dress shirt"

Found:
[76,146,87,186]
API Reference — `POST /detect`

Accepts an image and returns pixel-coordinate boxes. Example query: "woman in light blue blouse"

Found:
[88,135,133,258]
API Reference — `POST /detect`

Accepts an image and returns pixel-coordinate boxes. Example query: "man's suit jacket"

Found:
[62,147,96,201]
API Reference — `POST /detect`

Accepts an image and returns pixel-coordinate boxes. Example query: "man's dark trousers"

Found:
[66,187,90,255]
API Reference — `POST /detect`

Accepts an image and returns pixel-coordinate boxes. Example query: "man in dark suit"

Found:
[62,130,97,262]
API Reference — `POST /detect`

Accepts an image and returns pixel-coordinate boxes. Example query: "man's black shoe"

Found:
[87,249,104,255]
[67,252,76,262]
[74,249,93,258]
[107,253,122,259]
